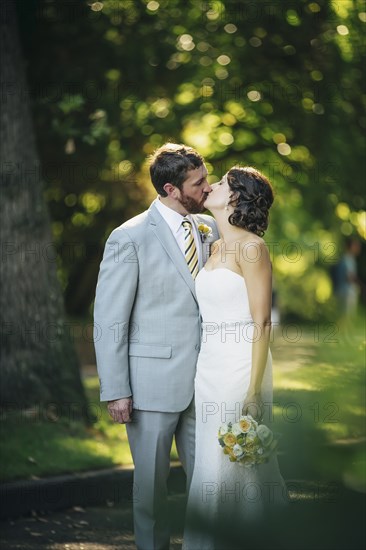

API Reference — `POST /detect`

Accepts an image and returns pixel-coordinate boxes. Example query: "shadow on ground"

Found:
[1,482,365,550]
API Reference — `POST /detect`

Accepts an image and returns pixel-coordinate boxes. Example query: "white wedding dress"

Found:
[182,268,287,550]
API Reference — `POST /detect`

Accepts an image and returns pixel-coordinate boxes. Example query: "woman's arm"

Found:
[239,239,272,419]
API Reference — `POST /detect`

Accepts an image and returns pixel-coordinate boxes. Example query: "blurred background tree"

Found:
[16,0,365,322]
[1,0,88,410]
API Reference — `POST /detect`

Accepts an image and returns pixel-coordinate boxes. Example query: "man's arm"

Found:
[93,227,139,420]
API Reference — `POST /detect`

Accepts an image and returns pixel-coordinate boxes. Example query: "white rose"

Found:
[240,415,258,431]
[231,423,242,436]
[250,418,259,429]
[233,444,244,458]
[219,424,229,436]
[256,424,273,447]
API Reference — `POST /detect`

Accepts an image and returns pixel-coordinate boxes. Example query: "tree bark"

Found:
[0,0,89,418]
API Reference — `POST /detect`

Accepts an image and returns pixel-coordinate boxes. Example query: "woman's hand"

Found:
[242,392,264,422]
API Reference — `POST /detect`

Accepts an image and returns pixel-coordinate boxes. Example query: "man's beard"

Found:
[178,192,207,214]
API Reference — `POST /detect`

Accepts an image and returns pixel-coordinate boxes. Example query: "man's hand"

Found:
[107,397,133,424]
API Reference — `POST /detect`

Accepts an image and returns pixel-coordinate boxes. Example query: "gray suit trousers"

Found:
[126,399,196,550]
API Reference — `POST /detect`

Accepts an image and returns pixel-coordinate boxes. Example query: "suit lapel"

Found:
[192,215,215,267]
[148,204,197,302]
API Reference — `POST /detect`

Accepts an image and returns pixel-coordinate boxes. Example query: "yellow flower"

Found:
[197,223,213,241]
[198,223,210,234]
[239,418,251,433]
[223,433,237,447]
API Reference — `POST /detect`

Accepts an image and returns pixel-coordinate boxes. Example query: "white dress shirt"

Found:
[154,197,202,267]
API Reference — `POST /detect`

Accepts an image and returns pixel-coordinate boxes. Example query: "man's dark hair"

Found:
[149,142,204,196]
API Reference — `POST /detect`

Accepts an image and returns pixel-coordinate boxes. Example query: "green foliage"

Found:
[0,376,179,482]
[1,324,364,484]
[272,320,366,487]
[17,0,365,319]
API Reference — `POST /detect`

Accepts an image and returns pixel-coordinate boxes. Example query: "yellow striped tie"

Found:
[182,219,199,279]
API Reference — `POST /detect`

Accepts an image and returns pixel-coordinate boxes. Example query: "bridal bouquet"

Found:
[218,415,278,467]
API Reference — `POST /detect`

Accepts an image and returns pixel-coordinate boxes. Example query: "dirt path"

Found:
[0,495,185,550]
[1,484,365,550]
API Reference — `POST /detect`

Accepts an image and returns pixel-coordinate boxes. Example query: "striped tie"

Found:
[182,219,199,279]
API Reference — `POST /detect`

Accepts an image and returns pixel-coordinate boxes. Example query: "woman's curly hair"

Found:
[227,167,274,237]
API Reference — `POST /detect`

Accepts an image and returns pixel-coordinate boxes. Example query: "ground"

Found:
[1,485,365,549]
[1,327,365,549]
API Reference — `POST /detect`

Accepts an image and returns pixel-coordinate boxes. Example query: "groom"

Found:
[93,143,219,550]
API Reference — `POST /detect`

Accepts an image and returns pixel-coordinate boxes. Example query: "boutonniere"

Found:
[198,223,213,242]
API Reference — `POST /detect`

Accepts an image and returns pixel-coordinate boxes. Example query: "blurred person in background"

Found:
[332,236,362,339]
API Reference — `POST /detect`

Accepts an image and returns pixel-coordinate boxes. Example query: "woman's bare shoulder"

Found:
[237,235,270,271]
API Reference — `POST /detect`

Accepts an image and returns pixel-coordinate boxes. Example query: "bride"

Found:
[182,166,287,550]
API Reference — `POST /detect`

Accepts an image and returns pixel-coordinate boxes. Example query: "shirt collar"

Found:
[154,197,194,234]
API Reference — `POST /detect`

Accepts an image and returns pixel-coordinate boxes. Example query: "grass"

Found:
[0,377,180,483]
[1,315,365,484]
[271,313,366,490]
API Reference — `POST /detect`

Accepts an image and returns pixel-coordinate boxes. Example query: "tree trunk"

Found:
[0,0,89,419]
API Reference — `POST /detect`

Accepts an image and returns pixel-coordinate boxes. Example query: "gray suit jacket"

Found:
[93,201,219,412]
